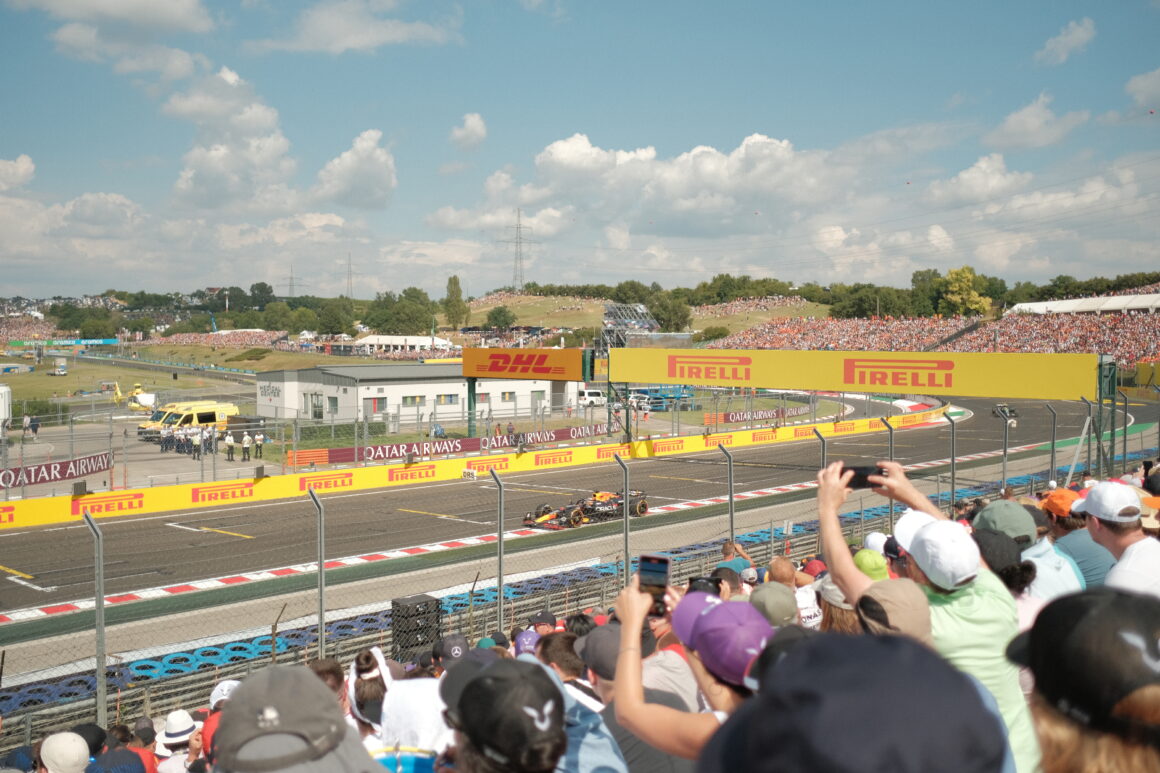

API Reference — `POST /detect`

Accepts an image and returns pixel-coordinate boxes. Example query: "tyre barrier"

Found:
[6,450,1156,714]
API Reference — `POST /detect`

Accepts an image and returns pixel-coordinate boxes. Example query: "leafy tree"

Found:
[233,310,264,329]
[831,286,912,318]
[249,282,276,311]
[263,301,293,331]
[224,286,249,312]
[291,307,319,333]
[124,317,154,335]
[938,266,991,316]
[486,305,518,331]
[561,327,598,347]
[79,317,116,339]
[692,325,731,343]
[441,275,470,329]
[612,280,652,305]
[318,298,354,335]
[647,293,692,332]
[910,269,942,317]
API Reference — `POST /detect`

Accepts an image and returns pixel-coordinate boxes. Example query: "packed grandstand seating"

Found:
[0,317,67,342]
[936,311,1160,367]
[10,467,1160,773]
[692,294,809,317]
[709,314,975,352]
[141,331,288,348]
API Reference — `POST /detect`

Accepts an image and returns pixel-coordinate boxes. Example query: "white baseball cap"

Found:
[863,531,888,554]
[1071,481,1143,523]
[907,520,980,591]
[892,509,937,553]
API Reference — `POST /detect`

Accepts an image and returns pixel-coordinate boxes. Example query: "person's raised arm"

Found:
[869,460,945,520]
[817,462,872,604]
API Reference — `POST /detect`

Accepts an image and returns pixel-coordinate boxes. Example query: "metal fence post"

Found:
[1153,386,1160,453]
[885,418,895,461]
[1080,397,1093,473]
[1001,415,1011,487]
[490,469,506,634]
[719,446,735,542]
[813,428,826,471]
[1045,403,1058,481]
[945,413,956,509]
[82,510,107,727]
[615,454,631,585]
[1117,390,1129,475]
[308,489,327,659]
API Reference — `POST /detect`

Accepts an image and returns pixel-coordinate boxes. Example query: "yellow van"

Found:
[137,401,240,441]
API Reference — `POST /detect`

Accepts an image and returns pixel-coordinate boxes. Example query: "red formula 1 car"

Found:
[524,490,649,529]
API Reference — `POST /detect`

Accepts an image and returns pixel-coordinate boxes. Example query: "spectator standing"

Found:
[241,431,251,462]
[201,678,240,764]
[535,631,603,712]
[224,431,235,462]
[528,609,558,637]
[766,556,822,628]
[21,413,30,438]
[1077,481,1160,597]
[1040,488,1115,587]
[254,429,264,458]
[190,428,201,461]
[714,540,752,573]
[38,732,91,773]
[974,500,1084,602]
[29,415,39,440]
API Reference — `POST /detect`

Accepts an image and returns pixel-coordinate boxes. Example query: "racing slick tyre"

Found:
[568,509,584,528]
[633,500,648,516]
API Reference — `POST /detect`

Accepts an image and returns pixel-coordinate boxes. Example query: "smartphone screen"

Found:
[639,553,670,615]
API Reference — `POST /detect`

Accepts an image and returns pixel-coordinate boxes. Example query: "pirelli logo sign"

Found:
[72,493,145,516]
[463,348,583,381]
[535,450,573,467]
[192,482,255,503]
[466,458,509,473]
[667,355,751,383]
[843,358,953,389]
[833,422,855,433]
[653,439,684,453]
[299,472,354,491]
[389,464,437,482]
[752,430,777,443]
[794,427,814,438]
[612,348,1097,401]
[0,505,13,524]
[597,444,631,460]
[703,435,733,448]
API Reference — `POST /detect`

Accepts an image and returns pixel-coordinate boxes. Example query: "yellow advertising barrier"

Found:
[0,406,947,531]
[609,349,1098,402]
[462,348,584,381]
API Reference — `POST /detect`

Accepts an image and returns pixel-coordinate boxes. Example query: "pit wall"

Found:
[0,406,948,530]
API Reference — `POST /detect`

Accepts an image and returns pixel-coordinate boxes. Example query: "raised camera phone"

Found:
[687,576,723,596]
[638,553,671,616]
[846,465,885,489]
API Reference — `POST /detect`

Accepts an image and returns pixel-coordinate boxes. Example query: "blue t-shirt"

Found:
[715,557,750,573]
[1054,529,1115,588]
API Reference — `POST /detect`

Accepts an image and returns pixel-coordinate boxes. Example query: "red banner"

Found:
[2,452,112,490]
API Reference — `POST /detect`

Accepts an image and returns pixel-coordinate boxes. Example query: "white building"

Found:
[354,334,456,353]
[256,363,580,422]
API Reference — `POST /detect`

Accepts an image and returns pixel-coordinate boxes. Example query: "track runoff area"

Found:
[0,349,1106,621]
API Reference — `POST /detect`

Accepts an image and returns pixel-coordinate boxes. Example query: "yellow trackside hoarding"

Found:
[609,349,1098,401]
[463,348,584,381]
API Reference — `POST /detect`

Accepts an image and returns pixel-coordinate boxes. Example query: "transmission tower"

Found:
[500,209,538,292]
[279,264,308,299]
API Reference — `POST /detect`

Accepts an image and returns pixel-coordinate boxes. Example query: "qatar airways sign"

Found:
[1,452,112,490]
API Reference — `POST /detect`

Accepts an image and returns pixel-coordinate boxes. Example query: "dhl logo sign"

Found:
[466,458,509,473]
[842,358,953,389]
[833,422,855,433]
[794,427,814,438]
[462,348,582,381]
[752,430,777,443]
[299,472,354,491]
[653,439,684,453]
[535,450,573,467]
[192,482,255,503]
[667,355,751,383]
[72,493,145,516]
[597,444,631,460]
[0,505,13,524]
[703,435,733,447]
[389,464,438,482]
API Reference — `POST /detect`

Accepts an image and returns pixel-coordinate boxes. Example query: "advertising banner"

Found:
[0,452,113,490]
[610,349,1097,401]
[463,348,584,381]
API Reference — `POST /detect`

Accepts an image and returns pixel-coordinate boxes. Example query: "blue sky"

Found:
[1,1,1158,301]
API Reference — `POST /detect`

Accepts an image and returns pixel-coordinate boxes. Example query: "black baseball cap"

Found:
[439,658,566,773]
[1007,587,1160,745]
[702,633,1008,773]
[214,665,378,772]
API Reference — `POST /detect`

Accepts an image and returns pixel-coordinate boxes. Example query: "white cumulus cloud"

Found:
[313,129,397,209]
[1126,67,1160,108]
[248,0,458,54]
[1034,18,1095,66]
[984,93,1089,149]
[450,113,487,150]
[0,155,35,191]
[10,0,214,33]
[928,154,1033,203]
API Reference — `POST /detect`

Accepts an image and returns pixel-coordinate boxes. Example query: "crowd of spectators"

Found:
[12,463,1160,773]
[691,295,808,319]
[143,331,288,349]
[936,311,1160,367]
[0,317,67,342]
[710,314,974,352]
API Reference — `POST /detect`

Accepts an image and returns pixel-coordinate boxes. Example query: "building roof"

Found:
[1007,293,1160,315]
[257,363,465,385]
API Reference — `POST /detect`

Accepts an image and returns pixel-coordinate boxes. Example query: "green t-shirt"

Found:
[924,569,1041,773]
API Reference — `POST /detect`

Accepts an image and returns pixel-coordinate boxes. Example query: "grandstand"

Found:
[598,302,661,354]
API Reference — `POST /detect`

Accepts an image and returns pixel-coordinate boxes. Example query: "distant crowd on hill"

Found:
[710,315,973,353]
[692,295,809,318]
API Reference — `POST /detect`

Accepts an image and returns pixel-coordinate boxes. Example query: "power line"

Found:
[499,209,539,292]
